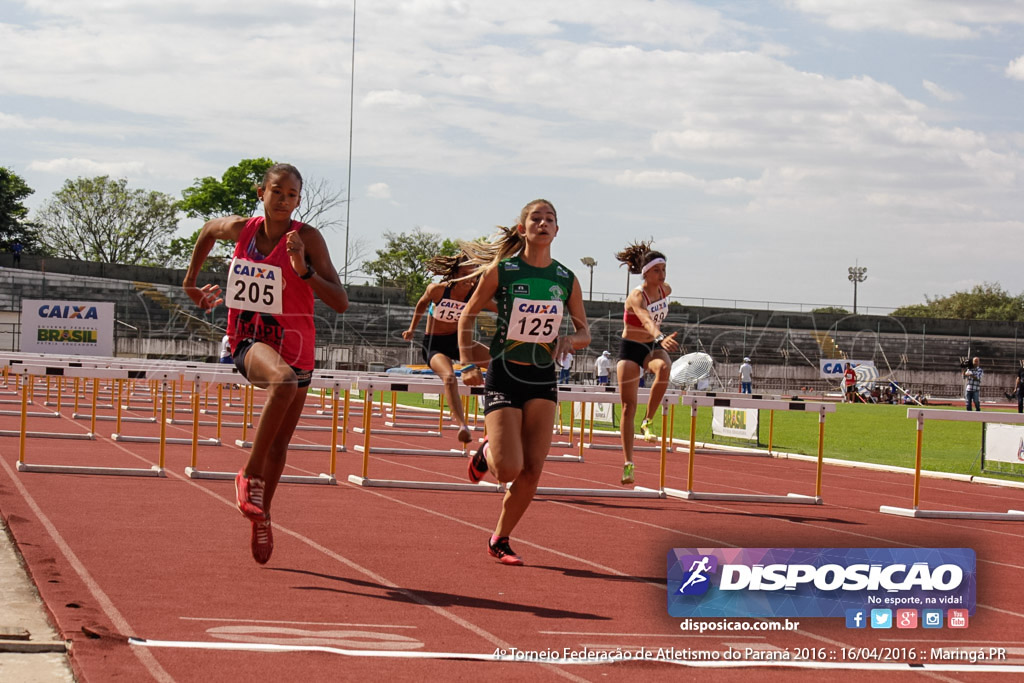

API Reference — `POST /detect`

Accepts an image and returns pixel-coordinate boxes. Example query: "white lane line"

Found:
[538,631,759,638]
[179,617,415,628]
[128,637,1024,672]
[140,468,590,683]
[0,457,176,683]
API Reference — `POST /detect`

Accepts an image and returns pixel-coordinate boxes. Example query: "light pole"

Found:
[580,257,597,300]
[848,265,867,314]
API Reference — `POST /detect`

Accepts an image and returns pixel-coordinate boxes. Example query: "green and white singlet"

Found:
[489,256,576,366]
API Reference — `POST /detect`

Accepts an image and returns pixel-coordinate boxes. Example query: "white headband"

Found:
[641,257,666,275]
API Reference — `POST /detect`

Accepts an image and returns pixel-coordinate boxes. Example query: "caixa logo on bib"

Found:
[667,548,975,619]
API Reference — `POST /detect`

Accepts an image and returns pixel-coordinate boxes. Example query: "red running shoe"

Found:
[488,536,524,566]
[251,519,273,564]
[467,439,489,483]
[235,469,267,521]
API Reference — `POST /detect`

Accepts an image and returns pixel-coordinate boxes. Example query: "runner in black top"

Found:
[403,253,493,444]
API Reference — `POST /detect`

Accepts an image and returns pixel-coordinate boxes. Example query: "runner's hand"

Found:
[660,331,680,353]
[286,232,308,276]
[186,283,223,311]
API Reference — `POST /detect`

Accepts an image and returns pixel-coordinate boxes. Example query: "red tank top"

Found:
[623,285,668,328]
[227,217,316,370]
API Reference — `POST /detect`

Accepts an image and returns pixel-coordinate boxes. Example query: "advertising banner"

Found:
[19,299,115,357]
[819,359,874,379]
[668,547,976,619]
[711,407,758,441]
[983,423,1024,466]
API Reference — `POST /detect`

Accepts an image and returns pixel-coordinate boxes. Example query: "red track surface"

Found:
[1,386,1023,682]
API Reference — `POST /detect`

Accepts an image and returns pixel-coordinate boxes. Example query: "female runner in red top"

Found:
[183,163,348,564]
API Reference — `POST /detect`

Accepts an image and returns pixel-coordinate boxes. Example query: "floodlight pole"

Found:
[848,265,867,314]
[580,257,597,300]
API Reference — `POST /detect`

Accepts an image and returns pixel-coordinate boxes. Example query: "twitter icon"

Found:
[870,609,892,629]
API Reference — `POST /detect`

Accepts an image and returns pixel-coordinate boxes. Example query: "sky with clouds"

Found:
[3,0,1024,312]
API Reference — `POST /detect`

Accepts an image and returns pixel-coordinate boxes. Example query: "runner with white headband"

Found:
[614,241,680,485]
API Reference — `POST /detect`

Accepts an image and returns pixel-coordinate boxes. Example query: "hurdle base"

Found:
[545,454,584,463]
[879,505,1024,520]
[186,468,336,485]
[346,475,503,493]
[0,430,94,440]
[114,434,220,446]
[534,486,665,498]
[356,427,441,437]
[73,413,157,423]
[352,445,465,457]
[17,462,165,477]
[663,488,822,505]
[584,442,665,452]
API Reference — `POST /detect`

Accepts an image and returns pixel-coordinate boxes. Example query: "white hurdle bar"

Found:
[879,408,1024,521]
[347,380,666,498]
[661,394,836,504]
[11,365,170,477]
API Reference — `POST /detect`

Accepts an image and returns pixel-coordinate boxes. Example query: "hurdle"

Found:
[656,394,835,504]
[348,378,477,459]
[572,386,683,454]
[346,378,499,491]
[11,365,170,477]
[879,408,1024,520]
[347,381,666,498]
[187,374,345,485]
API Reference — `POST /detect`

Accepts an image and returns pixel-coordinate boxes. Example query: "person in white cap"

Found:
[595,350,613,385]
[739,357,753,394]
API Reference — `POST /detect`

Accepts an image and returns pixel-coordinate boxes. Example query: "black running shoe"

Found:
[488,536,524,566]
[468,438,489,483]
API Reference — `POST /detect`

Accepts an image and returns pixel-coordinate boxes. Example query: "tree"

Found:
[180,158,274,220]
[362,228,459,304]
[171,158,349,270]
[811,306,850,315]
[0,167,42,252]
[294,176,348,232]
[35,176,180,266]
[892,283,1024,321]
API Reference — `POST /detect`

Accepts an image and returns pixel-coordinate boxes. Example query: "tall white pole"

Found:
[343,0,357,285]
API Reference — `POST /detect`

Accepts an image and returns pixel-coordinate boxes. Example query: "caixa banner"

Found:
[667,548,975,618]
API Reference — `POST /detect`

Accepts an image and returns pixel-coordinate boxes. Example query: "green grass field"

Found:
[350,390,1023,481]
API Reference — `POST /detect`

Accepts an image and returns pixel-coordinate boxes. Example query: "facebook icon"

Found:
[845,609,866,629]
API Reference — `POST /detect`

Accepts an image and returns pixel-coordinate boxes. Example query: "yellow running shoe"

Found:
[621,462,635,485]
[640,418,654,441]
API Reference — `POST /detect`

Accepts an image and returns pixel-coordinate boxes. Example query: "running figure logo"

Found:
[677,554,718,595]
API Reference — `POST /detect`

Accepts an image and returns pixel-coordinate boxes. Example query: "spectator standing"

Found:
[595,350,613,385]
[739,357,753,394]
[964,357,983,411]
[1016,364,1024,414]
[218,334,233,364]
[843,363,857,403]
[558,351,573,384]
[11,241,23,266]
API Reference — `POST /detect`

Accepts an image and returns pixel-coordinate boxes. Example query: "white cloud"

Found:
[362,90,426,109]
[366,182,392,200]
[922,80,961,101]
[27,158,147,177]
[786,0,1024,39]
[1007,55,1024,80]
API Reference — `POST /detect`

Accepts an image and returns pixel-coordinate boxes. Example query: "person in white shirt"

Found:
[595,350,613,385]
[739,357,753,393]
[558,351,574,384]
